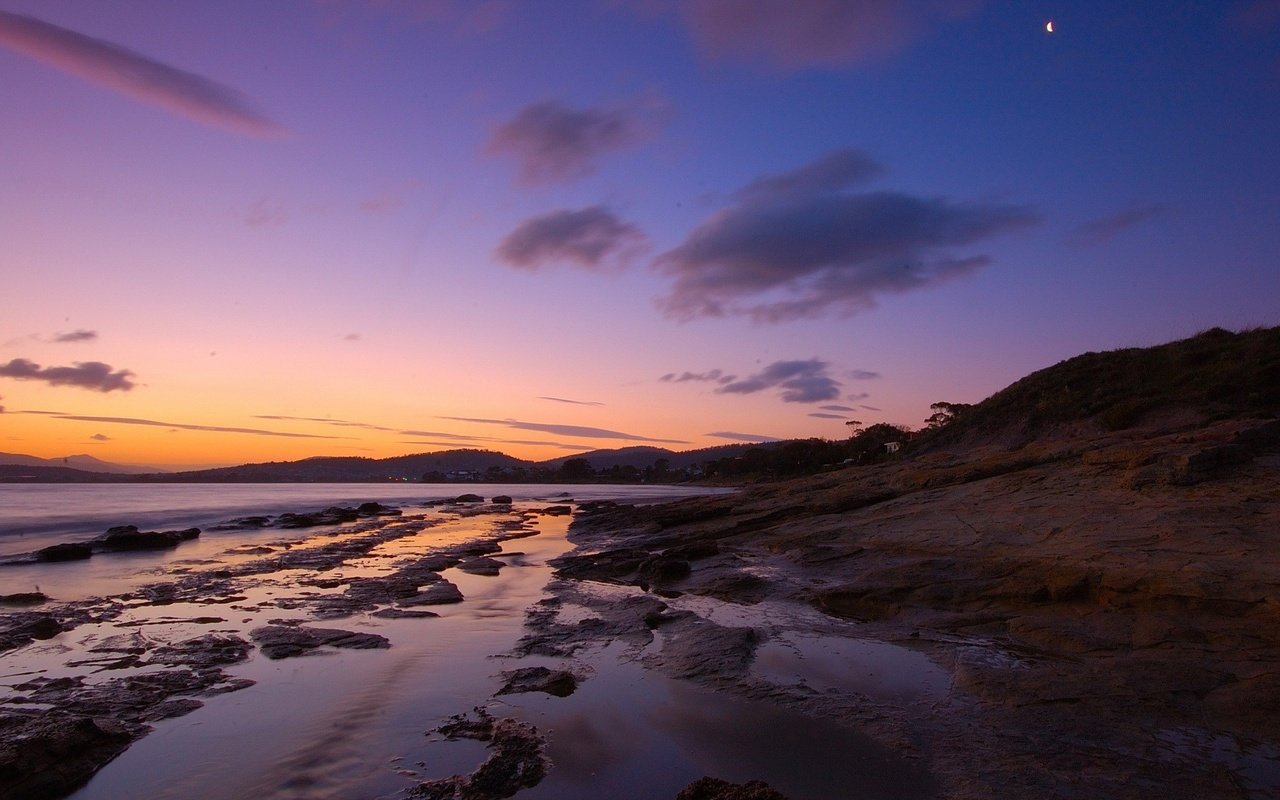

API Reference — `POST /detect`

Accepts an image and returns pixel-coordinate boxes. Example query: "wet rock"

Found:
[646,617,757,680]
[249,625,391,659]
[453,494,484,503]
[210,515,271,530]
[98,525,200,551]
[458,556,504,576]
[539,505,572,516]
[495,666,577,697]
[357,501,402,516]
[276,506,360,528]
[371,608,440,619]
[0,710,139,800]
[36,542,93,562]
[677,777,789,800]
[397,581,465,607]
[491,495,513,505]
[0,592,47,605]
[413,708,548,799]
[148,634,252,668]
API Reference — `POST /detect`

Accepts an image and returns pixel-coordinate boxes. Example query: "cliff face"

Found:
[558,329,1280,798]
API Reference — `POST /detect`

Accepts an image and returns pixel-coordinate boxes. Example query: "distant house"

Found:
[884,441,902,454]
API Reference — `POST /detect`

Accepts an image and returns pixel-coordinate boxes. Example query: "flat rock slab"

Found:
[495,666,577,697]
[250,625,391,659]
[458,556,505,576]
[396,581,464,607]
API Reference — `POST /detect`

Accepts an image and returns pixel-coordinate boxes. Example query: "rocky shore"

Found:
[534,414,1280,798]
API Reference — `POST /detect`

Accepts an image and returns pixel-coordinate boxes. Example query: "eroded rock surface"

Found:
[550,416,1280,799]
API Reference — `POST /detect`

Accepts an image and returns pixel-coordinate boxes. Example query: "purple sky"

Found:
[2,1,1278,467]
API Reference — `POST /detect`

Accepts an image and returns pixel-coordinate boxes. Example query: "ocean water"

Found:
[0,483,731,559]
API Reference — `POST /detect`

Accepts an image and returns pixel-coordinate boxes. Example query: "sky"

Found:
[1,0,1278,469]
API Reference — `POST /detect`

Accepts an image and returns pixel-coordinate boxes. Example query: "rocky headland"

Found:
[533,327,1280,798]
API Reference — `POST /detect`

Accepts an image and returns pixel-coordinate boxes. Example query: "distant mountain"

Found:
[144,449,529,483]
[0,452,166,475]
[537,442,778,471]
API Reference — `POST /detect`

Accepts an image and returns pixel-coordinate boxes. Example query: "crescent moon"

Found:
[1046,20,1054,33]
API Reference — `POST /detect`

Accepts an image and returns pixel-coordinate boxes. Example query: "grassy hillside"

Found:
[920,326,1280,449]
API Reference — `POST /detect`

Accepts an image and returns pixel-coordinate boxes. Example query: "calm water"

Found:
[0,483,732,558]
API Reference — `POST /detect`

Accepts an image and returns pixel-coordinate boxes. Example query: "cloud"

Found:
[244,197,288,228]
[90,433,111,441]
[255,414,400,433]
[540,397,606,407]
[439,416,689,444]
[860,404,882,411]
[659,369,736,384]
[0,358,135,392]
[706,431,780,442]
[807,412,847,419]
[343,333,362,341]
[1067,205,1165,247]
[52,329,98,343]
[496,207,648,270]
[485,99,656,185]
[0,11,285,137]
[29,411,349,439]
[715,359,841,403]
[656,149,1037,322]
[674,0,983,71]
[819,404,856,412]
[848,369,881,380]
[737,148,884,201]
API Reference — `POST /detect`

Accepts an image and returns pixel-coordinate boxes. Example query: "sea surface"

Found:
[0,482,729,559]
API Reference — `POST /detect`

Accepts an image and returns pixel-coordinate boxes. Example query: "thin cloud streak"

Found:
[1067,205,1166,247]
[659,369,736,384]
[52,329,98,343]
[38,412,349,439]
[0,358,135,392]
[539,397,606,407]
[439,416,690,444]
[677,0,984,70]
[706,431,780,442]
[0,10,285,137]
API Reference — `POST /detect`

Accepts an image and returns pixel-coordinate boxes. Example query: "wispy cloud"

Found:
[255,414,400,433]
[848,369,881,380]
[1067,205,1165,247]
[819,404,856,412]
[343,333,362,342]
[0,358,135,392]
[673,0,983,70]
[659,369,736,384]
[737,148,884,201]
[715,359,841,403]
[52,329,98,343]
[496,207,648,270]
[485,98,659,185]
[808,412,847,419]
[25,411,349,439]
[0,11,285,137]
[656,149,1036,322]
[439,416,689,444]
[243,197,288,228]
[89,433,111,441]
[540,397,605,407]
[706,431,780,442]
